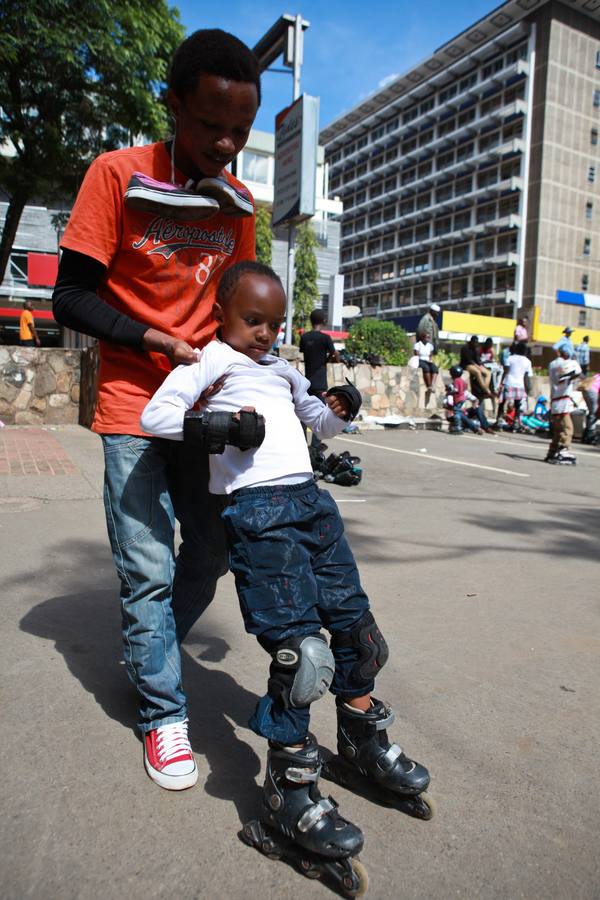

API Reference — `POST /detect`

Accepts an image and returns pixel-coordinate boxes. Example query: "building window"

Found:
[578,309,587,326]
[583,237,591,256]
[592,128,599,146]
[594,89,600,108]
[588,166,596,183]
[596,50,600,70]
[582,274,589,290]
[242,150,269,184]
[586,201,593,220]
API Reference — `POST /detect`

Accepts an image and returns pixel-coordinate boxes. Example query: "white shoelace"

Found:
[156,719,192,763]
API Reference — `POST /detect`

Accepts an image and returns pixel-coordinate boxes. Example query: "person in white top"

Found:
[545,348,582,464]
[413,333,438,389]
[142,261,432,865]
[494,341,532,430]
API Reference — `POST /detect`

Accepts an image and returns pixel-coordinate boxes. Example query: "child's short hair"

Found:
[217,261,283,305]
[169,29,261,104]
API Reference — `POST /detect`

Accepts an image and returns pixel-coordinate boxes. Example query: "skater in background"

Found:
[553,326,575,358]
[142,262,431,884]
[52,29,261,790]
[444,365,489,434]
[545,348,582,464]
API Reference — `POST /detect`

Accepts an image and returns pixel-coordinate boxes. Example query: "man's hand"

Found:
[142,328,196,367]
[326,394,351,419]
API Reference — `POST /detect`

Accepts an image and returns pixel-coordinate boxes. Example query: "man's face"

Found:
[168,74,258,179]
[214,274,286,363]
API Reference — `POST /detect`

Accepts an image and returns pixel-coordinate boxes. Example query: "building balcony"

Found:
[327,58,529,172]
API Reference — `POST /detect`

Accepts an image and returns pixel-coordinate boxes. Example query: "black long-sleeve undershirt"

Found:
[52,248,148,347]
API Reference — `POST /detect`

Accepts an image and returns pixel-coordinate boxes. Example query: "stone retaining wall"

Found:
[0,347,81,425]
[0,346,551,427]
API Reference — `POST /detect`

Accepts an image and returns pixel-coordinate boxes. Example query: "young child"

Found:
[495,341,532,430]
[545,348,582,464]
[141,261,431,872]
[444,365,485,434]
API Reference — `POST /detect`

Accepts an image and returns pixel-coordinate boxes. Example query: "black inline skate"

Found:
[322,698,436,820]
[241,735,368,896]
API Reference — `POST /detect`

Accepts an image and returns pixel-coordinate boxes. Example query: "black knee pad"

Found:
[331,611,389,686]
[266,633,335,709]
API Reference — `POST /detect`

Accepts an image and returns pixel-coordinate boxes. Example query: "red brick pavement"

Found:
[0,427,79,476]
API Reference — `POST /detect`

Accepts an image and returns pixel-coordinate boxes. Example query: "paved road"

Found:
[1,425,598,900]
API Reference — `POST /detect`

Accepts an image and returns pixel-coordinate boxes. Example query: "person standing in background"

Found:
[575,335,590,375]
[417,303,440,351]
[19,301,41,347]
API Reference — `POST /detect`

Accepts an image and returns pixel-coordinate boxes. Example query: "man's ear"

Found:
[213,302,225,326]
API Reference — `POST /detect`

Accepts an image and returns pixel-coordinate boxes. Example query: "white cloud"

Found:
[378,73,400,89]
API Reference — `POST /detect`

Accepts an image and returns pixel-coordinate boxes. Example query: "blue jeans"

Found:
[223,479,371,744]
[102,435,228,732]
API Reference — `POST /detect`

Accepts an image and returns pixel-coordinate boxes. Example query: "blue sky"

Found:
[173,0,500,132]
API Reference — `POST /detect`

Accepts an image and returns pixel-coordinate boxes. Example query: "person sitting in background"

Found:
[444,365,487,434]
[413,333,438,390]
[459,335,493,398]
[575,335,590,376]
[480,338,503,394]
[494,341,532,431]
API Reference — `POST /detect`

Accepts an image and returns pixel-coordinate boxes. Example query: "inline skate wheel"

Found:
[411,791,437,820]
[298,858,321,879]
[343,858,369,897]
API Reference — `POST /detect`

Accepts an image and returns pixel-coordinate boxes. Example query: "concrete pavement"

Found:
[1,424,599,900]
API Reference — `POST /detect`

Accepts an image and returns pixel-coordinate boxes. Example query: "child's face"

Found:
[215,274,286,362]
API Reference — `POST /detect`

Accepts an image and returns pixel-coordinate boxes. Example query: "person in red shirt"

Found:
[53,29,260,791]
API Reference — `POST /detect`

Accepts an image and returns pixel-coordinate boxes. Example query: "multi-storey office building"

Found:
[321,0,600,338]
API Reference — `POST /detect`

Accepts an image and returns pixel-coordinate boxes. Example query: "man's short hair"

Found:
[310,309,326,327]
[169,29,261,104]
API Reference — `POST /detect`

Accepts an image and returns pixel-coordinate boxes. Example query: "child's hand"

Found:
[326,394,350,420]
[197,377,226,408]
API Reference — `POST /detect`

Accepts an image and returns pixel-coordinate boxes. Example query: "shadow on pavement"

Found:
[20,583,262,823]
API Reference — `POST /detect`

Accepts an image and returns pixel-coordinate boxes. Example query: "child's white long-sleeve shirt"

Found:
[141,340,346,494]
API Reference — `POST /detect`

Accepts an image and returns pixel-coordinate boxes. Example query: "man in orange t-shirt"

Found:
[53,29,260,791]
[19,301,41,346]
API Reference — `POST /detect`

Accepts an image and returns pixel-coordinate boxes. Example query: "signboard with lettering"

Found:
[272,94,319,227]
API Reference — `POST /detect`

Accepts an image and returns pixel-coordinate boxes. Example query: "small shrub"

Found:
[346,318,411,366]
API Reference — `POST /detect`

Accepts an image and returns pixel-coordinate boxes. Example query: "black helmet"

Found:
[450,365,463,379]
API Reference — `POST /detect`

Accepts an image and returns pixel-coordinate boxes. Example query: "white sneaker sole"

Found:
[144,753,199,791]
[125,188,219,221]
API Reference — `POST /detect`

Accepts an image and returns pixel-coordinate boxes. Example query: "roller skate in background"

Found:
[322,698,436,821]
[241,735,368,897]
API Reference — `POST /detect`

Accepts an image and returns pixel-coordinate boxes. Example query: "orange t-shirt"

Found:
[19,309,34,340]
[61,142,256,434]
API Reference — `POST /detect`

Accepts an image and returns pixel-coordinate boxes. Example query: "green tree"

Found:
[345,318,411,366]
[292,220,320,336]
[0,0,184,282]
[255,206,272,266]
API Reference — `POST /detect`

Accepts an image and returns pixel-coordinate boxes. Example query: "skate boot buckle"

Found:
[285,765,320,784]
[297,797,336,833]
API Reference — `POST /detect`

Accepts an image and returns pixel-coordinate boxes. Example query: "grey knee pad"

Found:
[267,634,335,709]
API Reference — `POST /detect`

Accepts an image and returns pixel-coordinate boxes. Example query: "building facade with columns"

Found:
[321,0,600,342]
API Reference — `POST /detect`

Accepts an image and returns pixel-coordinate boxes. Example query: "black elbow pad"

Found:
[183,409,265,454]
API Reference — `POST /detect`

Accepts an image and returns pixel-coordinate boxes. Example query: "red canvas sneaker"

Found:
[143,718,198,790]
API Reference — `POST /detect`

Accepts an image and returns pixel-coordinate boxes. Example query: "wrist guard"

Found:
[326,379,363,421]
[183,409,265,454]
